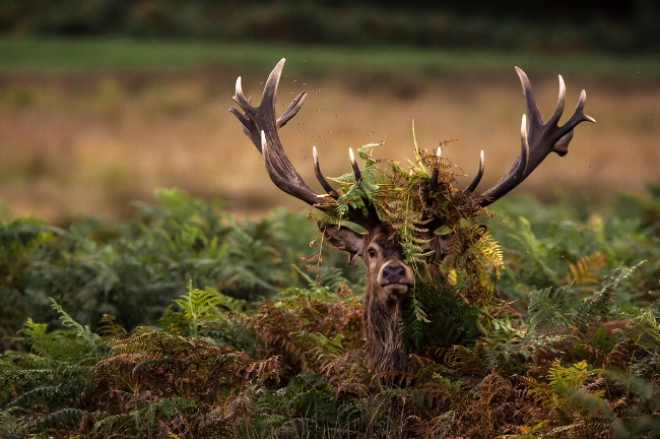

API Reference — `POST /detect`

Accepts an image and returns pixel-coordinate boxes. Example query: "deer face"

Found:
[324,224,415,305]
[324,222,458,375]
[323,224,457,304]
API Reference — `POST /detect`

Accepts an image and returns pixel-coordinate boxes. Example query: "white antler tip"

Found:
[480,150,484,161]
[312,146,318,161]
[514,66,528,82]
[260,131,268,164]
[349,147,355,163]
[437,147,442,157]
[273,58,286,72]
[520,114,530,146]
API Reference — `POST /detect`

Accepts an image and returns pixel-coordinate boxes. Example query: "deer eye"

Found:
[368,248,377,258]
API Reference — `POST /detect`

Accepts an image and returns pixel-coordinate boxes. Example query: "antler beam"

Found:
[230,59,381,231]
[472,67,595,207]
[230,60,322,207]
[231,62,593,234]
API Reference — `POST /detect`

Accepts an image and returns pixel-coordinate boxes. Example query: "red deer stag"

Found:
[230,59,594,373]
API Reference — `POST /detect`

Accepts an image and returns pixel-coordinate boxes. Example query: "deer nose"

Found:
[383,263,407,284]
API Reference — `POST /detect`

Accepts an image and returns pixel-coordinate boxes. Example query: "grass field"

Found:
[2,38,660,75]
[0,38,658,221]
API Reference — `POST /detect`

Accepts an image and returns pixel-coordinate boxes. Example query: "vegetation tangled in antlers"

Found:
[320,141,502,284]
[316,140,504,350]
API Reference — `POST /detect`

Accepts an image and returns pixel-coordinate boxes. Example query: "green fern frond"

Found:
[527,285,575,331]
[626,308,660,351]
[49,298,98,347]
[97,314,127,339]
[34,407,90,430]
[161,281,242,337]
[572,262,645,332]
[548,360,591,391]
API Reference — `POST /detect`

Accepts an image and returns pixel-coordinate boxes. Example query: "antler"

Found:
[230,59,380,231]
[469,67,595,207]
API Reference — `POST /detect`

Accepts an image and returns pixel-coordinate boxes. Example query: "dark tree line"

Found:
[0,0,658,52]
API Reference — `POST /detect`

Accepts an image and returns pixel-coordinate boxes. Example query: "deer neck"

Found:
[363,284,408,373]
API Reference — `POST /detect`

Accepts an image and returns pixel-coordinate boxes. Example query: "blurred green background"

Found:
[0,0,659,221]
[2,0,659,53]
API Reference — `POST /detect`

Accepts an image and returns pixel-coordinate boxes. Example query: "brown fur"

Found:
[325,224,446,373]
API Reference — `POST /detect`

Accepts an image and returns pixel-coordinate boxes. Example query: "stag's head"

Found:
[325,223,415,304]
[230,59,594,373]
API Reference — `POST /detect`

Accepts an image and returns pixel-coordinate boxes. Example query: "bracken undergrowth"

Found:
[2,144,660,438]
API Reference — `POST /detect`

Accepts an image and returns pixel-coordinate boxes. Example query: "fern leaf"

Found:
[49,298,98,346]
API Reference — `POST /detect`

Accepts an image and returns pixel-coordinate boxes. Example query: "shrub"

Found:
[0,188,362,339]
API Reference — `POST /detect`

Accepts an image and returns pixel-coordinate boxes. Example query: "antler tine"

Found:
[520,113,531,172]
[229,77,262,149]
[277,91,307,128]
[346,147,382,229]
[477,68,593,207]
[313,146,338,197]
[563,89,597,128]
[546,74,566,127]
[231,59,381,231]
[233,76,251,109]
[229,59,324,209]
[464,150,485,193]
[262,59,285,106]
[349,148,362,181]
[515,67,543,126]
[551,91,595,156]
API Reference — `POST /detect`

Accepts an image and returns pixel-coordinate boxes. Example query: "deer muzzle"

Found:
[378,262,414,295]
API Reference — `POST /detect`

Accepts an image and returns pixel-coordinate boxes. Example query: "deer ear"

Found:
[322,225,367,266]
[433,231,455,261]
[432,225,487,261]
